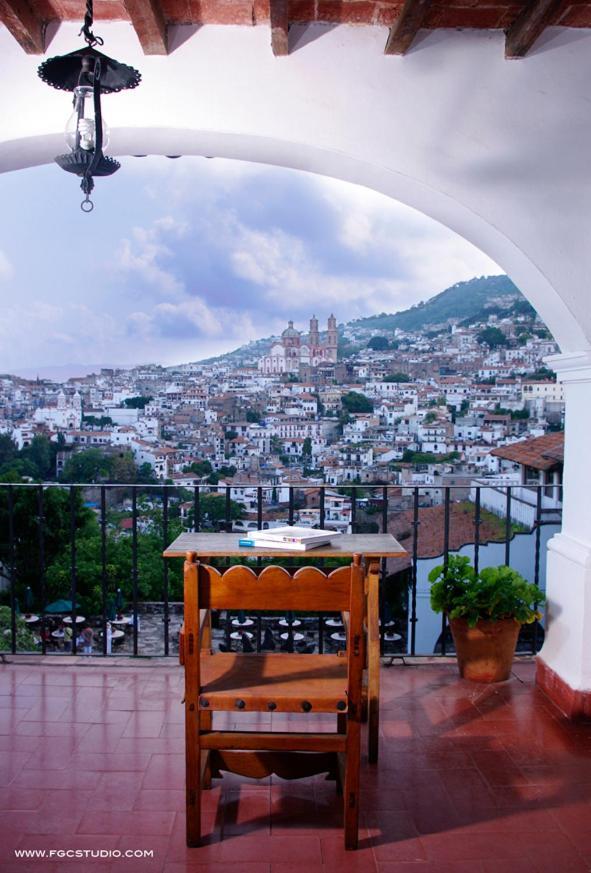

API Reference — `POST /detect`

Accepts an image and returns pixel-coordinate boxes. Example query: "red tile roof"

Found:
[491,432,564,471]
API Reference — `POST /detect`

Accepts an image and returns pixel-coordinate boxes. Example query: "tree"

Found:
[123,396,152,409]
[302,437,313,458]
[186,494,243,530]
[246,409,261,423]
[60,449,150,485]
[423,412,437,424]
[21,435,55,479]
[0,434,18,467]
[83,415,113,428]
[137,463,158,484]
[477,326,508,348]
[44,511,185,616]
[528,367,556,381]
[0,485,93,609]
[341,391,373,414]
[184,460,213,477]
[383,373,409,383]
[367,336,390,351]
[109,452,141,484]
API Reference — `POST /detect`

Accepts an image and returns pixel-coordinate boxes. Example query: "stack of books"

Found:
[238,526,341,551]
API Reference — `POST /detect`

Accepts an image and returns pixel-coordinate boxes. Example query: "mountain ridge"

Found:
[193,274,531,367]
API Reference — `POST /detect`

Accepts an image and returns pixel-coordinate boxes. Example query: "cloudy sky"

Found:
[0,156,500,377]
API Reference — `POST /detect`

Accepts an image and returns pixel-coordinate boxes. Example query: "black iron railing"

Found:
[0,481,562,658]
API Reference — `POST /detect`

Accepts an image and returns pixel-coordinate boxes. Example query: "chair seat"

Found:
[198,653,349,713]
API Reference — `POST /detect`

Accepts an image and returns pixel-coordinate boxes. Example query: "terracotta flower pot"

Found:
[449,617,521,683]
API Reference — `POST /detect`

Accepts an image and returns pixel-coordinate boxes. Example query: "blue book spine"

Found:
[238,538,256,547]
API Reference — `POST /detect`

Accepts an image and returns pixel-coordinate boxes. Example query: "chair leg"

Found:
[186,703,201,847]
[200,711,213,789]
[343,719,361,850]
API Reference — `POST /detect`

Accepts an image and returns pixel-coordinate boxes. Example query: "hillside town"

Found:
[0,278,564,534]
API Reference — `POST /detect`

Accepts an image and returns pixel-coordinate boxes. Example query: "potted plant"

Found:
[428,555,545,682]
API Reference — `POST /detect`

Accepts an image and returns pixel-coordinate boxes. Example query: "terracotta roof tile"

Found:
[490,432,564,471]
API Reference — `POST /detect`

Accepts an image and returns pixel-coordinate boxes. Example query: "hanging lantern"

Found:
[37,2,141,212]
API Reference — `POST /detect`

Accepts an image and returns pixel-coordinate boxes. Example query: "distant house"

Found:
[473,432,564,526]
[491,431,563,496]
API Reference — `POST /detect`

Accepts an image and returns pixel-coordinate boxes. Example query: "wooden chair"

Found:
[181,550,366,850]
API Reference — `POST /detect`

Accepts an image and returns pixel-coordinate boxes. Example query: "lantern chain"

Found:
[80,0,104,47]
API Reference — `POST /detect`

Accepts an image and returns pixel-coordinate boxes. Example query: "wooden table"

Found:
[164,533,406,763]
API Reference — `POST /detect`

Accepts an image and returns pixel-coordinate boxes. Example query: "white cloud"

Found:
[127,296,259,346]
[0,250,14,280]
[115,215,188,297]
[313,175,501,297]
[226,218,405,315]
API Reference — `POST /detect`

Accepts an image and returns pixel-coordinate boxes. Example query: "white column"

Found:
[539,351,591,698]
[553,470,561,503]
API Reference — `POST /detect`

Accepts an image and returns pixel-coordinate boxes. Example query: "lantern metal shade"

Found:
[54,150,120,177]
[38,46,141,94]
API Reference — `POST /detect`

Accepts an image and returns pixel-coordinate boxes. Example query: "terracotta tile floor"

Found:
[1,658,590,873]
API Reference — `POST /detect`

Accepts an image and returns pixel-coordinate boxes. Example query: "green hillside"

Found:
[351,275,524,333]
[191,275,541,367]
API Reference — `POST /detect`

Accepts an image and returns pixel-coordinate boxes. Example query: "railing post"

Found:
[225,486,232,533]
[441,488,451,656]
[8,485,17,655]
[132,487,138,656]
[100,486,107,656]
[193,486,200,533]
[505,486,512,566]
[473,486,481,577]
[410,487,419,657]
[162,486,170,657]
[256,486,263,652]
[37,485,47,656]
[533,485,542,653]
[69,486,78,656]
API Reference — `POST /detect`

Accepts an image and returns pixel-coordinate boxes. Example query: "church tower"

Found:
[309,314,320,351]
[327,314,338,362]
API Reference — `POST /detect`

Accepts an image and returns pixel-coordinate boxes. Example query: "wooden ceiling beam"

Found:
[384,0,433,55]
[0,0,45,53]
[270,0,289,56]
[505,0,567,58]
[122,0,168,55]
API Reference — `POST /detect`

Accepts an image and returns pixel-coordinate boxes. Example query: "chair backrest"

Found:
[197,563,353,612]
[182,550,366,704]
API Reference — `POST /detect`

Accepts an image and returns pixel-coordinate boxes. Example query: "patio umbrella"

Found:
[45,599,76,614]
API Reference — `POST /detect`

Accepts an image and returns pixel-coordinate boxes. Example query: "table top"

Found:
[163,532,406,559]
[63,615,85,624]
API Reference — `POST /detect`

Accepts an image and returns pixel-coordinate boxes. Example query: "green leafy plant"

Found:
[428,555,544,627]
[0,606,38,652]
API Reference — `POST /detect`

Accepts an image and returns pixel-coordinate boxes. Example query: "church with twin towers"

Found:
[258,315,338,375]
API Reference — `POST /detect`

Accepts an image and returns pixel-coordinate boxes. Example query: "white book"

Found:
[239,536,330,552]
[249,526,341,545]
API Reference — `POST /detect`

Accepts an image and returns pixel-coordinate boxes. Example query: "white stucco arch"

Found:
[2,22,591,354]
[0,124,582,353]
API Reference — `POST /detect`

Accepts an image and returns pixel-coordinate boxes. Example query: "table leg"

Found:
[366,560,380,764]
